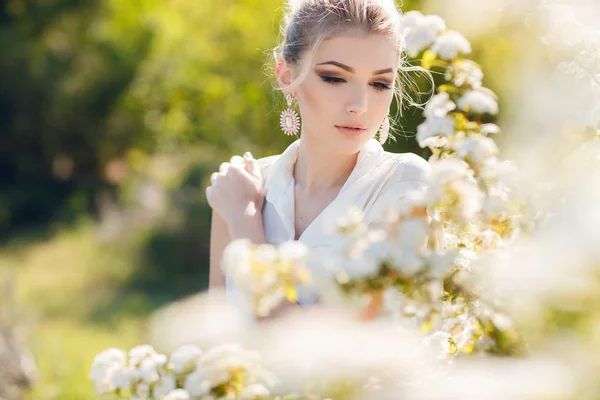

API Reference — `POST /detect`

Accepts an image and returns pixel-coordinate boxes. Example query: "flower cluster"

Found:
[93,3,600,399]
[90,344,273,400]
[222,239,311,317]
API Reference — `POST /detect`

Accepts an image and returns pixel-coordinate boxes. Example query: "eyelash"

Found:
[320,76,392,91]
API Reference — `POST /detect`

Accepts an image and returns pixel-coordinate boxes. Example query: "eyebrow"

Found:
[316,61,394,75]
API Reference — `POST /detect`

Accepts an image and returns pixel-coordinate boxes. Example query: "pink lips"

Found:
[336,124,367,137]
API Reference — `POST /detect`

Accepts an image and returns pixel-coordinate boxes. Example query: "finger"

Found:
[219,162,231,174]
[210,172,220,186]
[244,152,261,178]
[230,155,244,167]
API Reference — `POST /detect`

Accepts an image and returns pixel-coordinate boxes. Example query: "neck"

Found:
[293,134,359,193]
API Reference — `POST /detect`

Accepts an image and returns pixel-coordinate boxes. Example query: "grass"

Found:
[0,221,160,399]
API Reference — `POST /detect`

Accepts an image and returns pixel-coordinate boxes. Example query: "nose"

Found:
[346,87,368,116]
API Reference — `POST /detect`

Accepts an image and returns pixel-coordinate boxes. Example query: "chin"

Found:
[332,134,373,155]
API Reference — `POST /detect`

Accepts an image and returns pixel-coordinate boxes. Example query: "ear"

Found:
[275,58,294,91]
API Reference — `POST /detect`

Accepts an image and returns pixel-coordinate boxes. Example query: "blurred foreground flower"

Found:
[90,343,273,399]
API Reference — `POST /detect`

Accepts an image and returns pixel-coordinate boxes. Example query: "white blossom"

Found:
[129,345,160,367]
[240,383,270,399]
[89,348,126,394]
[454,135,499,162]
[222,239,252,275]
[136,382,151,398]
[139,353,167,384]
[428,252,457,278]
[457,89,499,115]
[183,368,211,397]
[169,345,203,375]
[112,366,139,390]
[399,11,446,57]
[153,375,177,399]
[454,249,477,270]
[163,389,191,400]
[389,246,425,275]
[253,244,278,265]
[424,92,456,119]
[417,117,456,148]
[277,241,310,262]
[431,158,472,184]
[431,31,472,60]
[480,123,501,135]
[445,59,483,88]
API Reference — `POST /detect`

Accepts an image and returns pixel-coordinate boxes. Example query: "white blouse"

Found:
[226,138,431,311]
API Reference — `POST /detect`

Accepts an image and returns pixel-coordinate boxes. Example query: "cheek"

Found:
[298,79,338,119]
[369,90,394,118]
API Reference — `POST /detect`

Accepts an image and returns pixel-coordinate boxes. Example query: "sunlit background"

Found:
[0,0,598,398]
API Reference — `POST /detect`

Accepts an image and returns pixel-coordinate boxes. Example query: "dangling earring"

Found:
[378,115,389,145]
[280,93,301,136]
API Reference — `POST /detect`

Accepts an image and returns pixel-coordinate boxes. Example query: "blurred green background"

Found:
[0,0,524,397]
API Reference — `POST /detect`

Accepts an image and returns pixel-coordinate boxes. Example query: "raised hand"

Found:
[205,152,265,228]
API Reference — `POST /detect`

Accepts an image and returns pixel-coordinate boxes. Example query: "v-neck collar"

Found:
[264,138,383,242]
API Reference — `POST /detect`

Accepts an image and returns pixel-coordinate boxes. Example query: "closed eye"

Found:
[320,76,392,91]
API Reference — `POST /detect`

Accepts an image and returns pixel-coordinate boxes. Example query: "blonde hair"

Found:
[272,0,433,139]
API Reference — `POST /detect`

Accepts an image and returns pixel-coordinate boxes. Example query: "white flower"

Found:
[480,123,500,135]
[138,353,167,384]
[394,217,429,248]
[184,368,211,397]
[222,239,252,274]
[90,348,126,394]
[136,382,151,398]
[457,89,499,115]
[454,249,477,270]
[129,345,159,367]
[277,241,310,262]
[482,196,509,217]
[389,246,425,275]
[431,31,471,60]
[169,345,203,375]
[454,135,499,162]
[417,117,456,148]
[431,158,471,184]
[335,206,367,235]
[428,252,457,278]
[399,11,446,57]
[240,383,270,399]
[453,326,475,350]
[445,59,483,88]
[162,389,191,400]
[253,244,278,265]
[112,366,140,390]
[480,157,519,185]
[329,249,380,281]
[421,136,449,149]
[424,92,456,119]
[153,375,177,399]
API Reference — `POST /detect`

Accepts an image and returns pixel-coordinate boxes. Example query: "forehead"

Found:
[313,33,398,70]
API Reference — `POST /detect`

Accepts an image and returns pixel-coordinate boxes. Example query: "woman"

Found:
[206,0,431,309]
